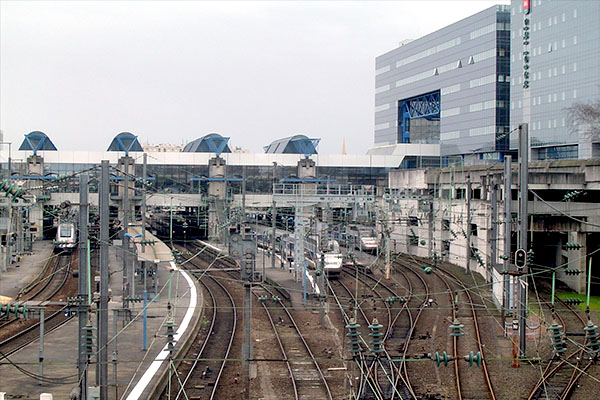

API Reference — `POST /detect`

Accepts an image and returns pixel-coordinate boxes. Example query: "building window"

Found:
[573,63,577,72]
[573,36,578,45]
[442,219,450,231]
[554,16,557,25]
[562,39,565,48]
[471,224,478,237]
[562,65,565,74]
[562,92,565,101]
[553,93,557,102]
[562,13,566,22]
[375,84,390,94]
[574,8,577,18]
[375,103,391,113]
[573,89,577,99]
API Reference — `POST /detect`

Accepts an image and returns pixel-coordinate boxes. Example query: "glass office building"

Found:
[509,0,600,160]
[374,6,511,165]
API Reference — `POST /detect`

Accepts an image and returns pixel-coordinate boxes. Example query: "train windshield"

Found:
[60,227,72,237]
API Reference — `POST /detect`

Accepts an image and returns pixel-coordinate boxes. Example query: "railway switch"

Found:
[583,321,599,356]
[368,318,384,355]
[547,321,567,355]
[449,319,464,337]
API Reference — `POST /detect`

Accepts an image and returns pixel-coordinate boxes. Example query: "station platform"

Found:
[0,240,54,300]
[0,232,203,400]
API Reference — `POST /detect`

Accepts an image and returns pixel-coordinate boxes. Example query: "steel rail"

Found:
[174,244,237,400]
[0,253,75,356]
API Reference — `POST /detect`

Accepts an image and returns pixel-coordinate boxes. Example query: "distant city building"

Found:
[142,142,184,152]
[372,5,511,165]
[509,0,600,160]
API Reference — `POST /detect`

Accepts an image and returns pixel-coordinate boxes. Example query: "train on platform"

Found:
[54,222,77,252]
[257,231,344,278]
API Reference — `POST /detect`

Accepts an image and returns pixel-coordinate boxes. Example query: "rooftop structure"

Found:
[263,135,320,156]
[182,133,231,156]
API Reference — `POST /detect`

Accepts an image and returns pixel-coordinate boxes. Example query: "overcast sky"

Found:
[1,0,507,155]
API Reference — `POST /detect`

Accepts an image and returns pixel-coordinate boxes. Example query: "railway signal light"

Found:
[547,321,566,355]
[515,249,527,269]
[563,242,583,250]
[583,321,599,356]
[564,268,582,276]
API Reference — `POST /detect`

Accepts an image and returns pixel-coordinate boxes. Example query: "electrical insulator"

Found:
[368,318,384,355]
[165,318,176,356]
[583,320,599,356]
[432,351,450,367]
[564,268,581,276]
[547,321,566,355]
[450,319,464,337]
[84,322,95,357]
[464,351,482,367]
[345,319,362,357]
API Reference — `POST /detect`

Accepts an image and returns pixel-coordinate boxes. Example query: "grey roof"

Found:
[182,133,231,155]
[263,135,320,155]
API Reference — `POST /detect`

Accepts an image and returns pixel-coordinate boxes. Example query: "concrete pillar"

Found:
[208,157,226,241]
[26,155,44,240]
[117,156,135,223]
[560,231,587,293]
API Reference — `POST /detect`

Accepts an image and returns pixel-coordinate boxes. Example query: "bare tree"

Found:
[566,98,600,142]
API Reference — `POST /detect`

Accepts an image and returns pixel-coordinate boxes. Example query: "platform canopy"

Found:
[182,133,231,157]
[107,132,143,156]
[263,134,320,157]
[18,131,58,155]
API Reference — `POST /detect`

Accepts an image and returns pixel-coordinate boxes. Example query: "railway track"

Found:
[528,292,591,400]
[171,241,334,400]
[395,254,496,400]
[254,283,333,400]
[161,244,237,400]
[330,264,422,400]
[0,252,76,357]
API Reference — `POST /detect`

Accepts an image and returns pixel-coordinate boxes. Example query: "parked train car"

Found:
[334,225,378,254]
[54,222,77,252]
